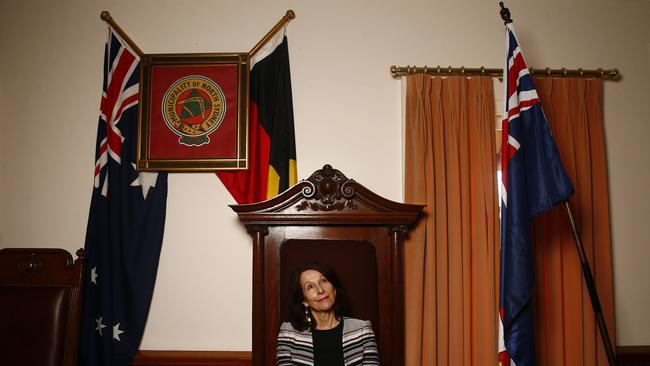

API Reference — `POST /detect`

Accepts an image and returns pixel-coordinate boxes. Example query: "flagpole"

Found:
[250,10,295,57]
[498,4,617,365]
[100,11,144,57]
[563,201,617,366]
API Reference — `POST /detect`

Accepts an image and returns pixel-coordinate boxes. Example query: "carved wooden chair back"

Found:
[0,248,84,366]
[231,165,424,365]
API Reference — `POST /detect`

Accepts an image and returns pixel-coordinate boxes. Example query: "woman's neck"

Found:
[311,310,340,330]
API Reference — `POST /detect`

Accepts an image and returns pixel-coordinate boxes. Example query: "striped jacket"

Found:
[276,317,379,365]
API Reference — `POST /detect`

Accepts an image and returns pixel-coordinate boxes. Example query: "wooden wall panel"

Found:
[132,346,650,365]
[133,351,252,366]
[617,346,650,366]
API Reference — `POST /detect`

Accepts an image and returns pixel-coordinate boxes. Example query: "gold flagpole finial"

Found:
[100,11,112,22]
[99,10,144,57]
[250,10,296,57]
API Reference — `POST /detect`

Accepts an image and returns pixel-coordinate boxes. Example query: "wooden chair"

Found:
[0,248,84,366]
[231,165,424,365]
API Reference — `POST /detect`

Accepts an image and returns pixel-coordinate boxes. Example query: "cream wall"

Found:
[1,0,648,349]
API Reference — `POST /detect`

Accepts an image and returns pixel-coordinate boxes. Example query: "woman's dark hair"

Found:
[286,262,349,331]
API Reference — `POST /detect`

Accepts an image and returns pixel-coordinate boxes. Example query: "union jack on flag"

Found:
[498,23,574,366]
[94,27,140,196]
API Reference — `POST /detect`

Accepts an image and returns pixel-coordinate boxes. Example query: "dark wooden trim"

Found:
[132,346,650,366]
[617,346,650,366]
[252,228,267,366]
[0,248,84,366]
[133,351,252,366]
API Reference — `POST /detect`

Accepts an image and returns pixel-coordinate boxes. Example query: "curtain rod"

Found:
[390,65,620,80]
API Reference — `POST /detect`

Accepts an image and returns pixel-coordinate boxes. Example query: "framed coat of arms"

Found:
[137,53,249,171]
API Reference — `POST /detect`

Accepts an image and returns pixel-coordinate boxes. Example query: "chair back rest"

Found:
[231,165,424,365]
[0,248,84,366]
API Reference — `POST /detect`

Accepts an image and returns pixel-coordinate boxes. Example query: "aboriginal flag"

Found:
[217,30,297,204]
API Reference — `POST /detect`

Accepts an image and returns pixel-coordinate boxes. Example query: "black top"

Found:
[312,319,344,366]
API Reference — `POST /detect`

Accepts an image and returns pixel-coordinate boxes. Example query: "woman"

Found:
[276,262,379,365]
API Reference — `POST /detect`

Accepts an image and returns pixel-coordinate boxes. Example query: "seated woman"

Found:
[276,262,379,365]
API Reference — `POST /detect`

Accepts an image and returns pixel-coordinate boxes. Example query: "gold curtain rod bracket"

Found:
[390,65,620,80]
[99,10,144,57]
[250,10,296,57]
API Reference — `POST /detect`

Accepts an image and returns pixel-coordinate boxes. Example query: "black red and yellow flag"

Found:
[217,31,297,204]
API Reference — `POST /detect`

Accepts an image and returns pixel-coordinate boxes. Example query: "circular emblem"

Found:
[162,75,226,146]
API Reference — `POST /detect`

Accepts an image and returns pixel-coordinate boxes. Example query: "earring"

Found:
[304,305,312,326]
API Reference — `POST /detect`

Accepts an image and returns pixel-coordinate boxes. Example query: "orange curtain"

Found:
[404,75,616,366]
[403,74,499,366]
[532,77,616,366]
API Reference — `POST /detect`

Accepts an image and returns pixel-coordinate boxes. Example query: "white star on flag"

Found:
[95,316,106,336]
[113,323,124,341]
[130,163,159,199]
[91,267,98,285]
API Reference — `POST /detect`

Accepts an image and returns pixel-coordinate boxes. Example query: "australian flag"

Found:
[497,23,574,366]
[78,27,168,366]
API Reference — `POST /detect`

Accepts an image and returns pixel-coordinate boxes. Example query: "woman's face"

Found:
[300,269,337,313]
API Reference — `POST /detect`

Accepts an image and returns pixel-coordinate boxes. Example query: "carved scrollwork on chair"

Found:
[16,253,44,275]
[388,224,409,236]
[296,164,358,211]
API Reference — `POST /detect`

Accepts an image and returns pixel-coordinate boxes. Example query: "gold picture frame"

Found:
[137,52,249,172]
